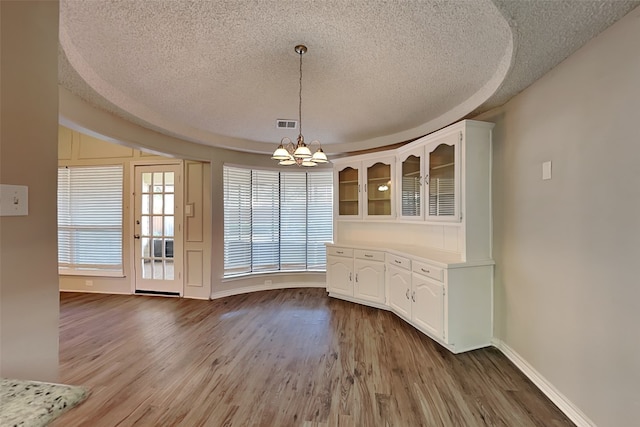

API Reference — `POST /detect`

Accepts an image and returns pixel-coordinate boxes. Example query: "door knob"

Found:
[134,234,141,239]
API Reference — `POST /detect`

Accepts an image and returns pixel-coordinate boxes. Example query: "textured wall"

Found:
[0,1,60,381]
[478,6,640,426]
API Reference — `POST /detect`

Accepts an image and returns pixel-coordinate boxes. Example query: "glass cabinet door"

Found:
[338,166,360,216]
[366,161,392,216]
[427,142,456,219]
[400,153,423,218]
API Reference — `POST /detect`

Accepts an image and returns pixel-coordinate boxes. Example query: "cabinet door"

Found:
[397,147,425,220]
[327,255,353,296]
[363,157,395,219]
[426,132,460,222]
[411,273,445,339]
[354,259,385,304]
[335,164,362,218]
[387,264,411,320]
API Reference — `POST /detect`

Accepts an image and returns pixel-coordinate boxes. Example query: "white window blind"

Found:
[280,172,307,271]
[251,170,280,272]
[58,165,123,275]
[223,165,333,276]
[223,166,252,275]
[306,172,333,270]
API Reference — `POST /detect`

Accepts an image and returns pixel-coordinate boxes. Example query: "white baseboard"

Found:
[59,289,131,295]
[492,338,596,427]
[211,283,324,300]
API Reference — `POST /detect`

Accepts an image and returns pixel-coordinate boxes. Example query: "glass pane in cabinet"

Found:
[428,144,455,216]
[401,155,421,217]
[338,167,359,215]
[367,162,391,216]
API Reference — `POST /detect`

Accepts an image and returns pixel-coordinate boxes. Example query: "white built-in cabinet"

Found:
[326,246,386,307]
[334,154,395,219]
[327,120,494,354]
[397,130,461,221]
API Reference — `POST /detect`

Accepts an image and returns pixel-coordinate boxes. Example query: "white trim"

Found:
[211,282,324,300]
[492,339,596,427]
[59,289,131,296]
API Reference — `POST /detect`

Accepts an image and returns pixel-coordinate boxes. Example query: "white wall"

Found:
[477,6,640,427]
[0,1,60,381]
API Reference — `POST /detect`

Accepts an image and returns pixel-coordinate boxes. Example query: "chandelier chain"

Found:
[298,48,303,138]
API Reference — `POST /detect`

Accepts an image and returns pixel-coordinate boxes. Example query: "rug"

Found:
[0,378,88,426]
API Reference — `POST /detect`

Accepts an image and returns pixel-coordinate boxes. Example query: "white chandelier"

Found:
[272,45,328,167]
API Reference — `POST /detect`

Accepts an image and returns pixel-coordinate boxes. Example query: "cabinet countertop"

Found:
[326,242,494,269]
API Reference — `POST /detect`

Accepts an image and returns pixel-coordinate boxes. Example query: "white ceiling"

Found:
[59,0,639,155]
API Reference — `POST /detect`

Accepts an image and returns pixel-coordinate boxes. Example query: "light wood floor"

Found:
[53,288,574,427]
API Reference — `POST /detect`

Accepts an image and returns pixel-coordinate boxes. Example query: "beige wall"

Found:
[60,89,330,298]
[0,1,60,381]
[476,6,640,427]
[58,127,213,299]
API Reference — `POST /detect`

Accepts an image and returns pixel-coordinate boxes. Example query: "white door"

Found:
[326,255,353,297]
[134,164,183,295]
[387,265,412,321]
[354,260,385,304]
[411,273,444,339]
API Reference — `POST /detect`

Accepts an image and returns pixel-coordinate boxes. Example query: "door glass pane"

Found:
[338,167,359,215]
[165,260,174,280]
[142,259,152,279]
[164,217,174,237]
[153,194,163,214]
[428,144,455,216]
[141,238,150,257]
[165,172,174,193]
[153,172,163,192]
[164,194,174,215]
[153,260,163,279]
[402,154,421,217]
[153,218,163,236]
[142,195,150,215]
[142,173,152,193]
[367,162,391,216]
[141,216,150,236]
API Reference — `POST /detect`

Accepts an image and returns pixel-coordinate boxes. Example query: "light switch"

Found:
[0,184,29,216]
[542,161,552,180]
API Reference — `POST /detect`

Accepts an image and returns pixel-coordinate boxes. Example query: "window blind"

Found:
[223,166,252,275]
[58,165,123,274]
[223,165,333,276]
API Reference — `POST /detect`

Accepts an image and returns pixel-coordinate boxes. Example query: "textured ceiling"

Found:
[59,0,639,155]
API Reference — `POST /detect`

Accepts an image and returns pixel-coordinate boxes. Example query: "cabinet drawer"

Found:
[412,260,444,282]
[386,253,411,270]
[354,249,384,262]
[327,247,353,258]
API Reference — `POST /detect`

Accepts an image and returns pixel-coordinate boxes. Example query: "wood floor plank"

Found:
[52,288,575,427]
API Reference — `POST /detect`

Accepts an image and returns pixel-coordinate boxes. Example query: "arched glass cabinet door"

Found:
[398,150,424,219]
[364,159,393,218]
[426,135,459,221]
[337,166,360,217]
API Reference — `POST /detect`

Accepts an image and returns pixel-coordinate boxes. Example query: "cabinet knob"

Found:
[421,268,430,274]
[406,289,410,300]
[411,291,416,302]
[365,254,373,258]
[394,259,401,264]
